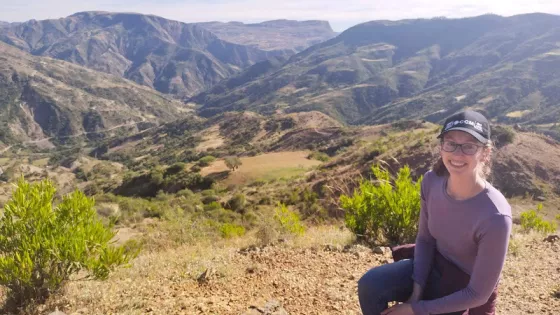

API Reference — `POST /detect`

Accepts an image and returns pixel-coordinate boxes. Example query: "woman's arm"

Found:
[411,214,512,315]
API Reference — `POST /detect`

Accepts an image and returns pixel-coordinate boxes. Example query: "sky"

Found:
[1,0,559,31]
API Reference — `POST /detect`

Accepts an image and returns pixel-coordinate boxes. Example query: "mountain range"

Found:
[193,14,560,126]
[2,12,560,148]
[196,20,337,52]
[0,12,295,97]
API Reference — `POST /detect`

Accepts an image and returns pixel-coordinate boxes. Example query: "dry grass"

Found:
[506,110,532,118]
[196,125,225,152]
[201,151,322,185]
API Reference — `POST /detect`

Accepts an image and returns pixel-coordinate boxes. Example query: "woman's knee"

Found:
[358,267,384,298]
[358,260,413,299]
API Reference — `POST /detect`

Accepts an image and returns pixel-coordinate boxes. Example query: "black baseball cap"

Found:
[437,110,490,144]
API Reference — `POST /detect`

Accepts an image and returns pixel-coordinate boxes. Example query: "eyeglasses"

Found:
[441,140,483,155]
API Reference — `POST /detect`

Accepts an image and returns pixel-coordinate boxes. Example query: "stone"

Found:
[197,268,216,284]
[243,299,288,315]
[372,246,390,255]
[544,235,559,243]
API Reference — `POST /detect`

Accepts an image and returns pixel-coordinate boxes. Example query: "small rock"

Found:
[48,310,66,315]
[373,246,390,255]
[197,268,215,285]
[536,195,546,202]
[323,244,340,252]
[246,266,257,274]
[239,245,262,255]
[244,299,288,315]
[342,244,369,253]
[543,235,559,243]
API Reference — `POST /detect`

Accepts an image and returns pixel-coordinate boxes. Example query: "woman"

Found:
[358,110,512,315]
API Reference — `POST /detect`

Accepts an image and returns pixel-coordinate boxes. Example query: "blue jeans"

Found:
[358,259,440,315]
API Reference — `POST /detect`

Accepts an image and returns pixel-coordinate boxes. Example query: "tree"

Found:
[0,178,139,311]
[224,156,242,171]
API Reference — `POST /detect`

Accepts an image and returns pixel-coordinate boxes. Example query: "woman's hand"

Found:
[380,303,414,315]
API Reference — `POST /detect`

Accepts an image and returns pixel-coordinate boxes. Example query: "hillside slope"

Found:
[0,12,290,97]
[0,41,188,146]
[193,14,560,126]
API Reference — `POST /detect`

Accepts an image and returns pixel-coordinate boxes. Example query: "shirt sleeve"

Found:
[412,173,436,289]
[411,214,512,315]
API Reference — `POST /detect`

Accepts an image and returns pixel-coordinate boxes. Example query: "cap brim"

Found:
[437,127,488,143]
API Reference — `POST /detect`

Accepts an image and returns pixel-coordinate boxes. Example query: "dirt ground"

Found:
[29,226,560,315]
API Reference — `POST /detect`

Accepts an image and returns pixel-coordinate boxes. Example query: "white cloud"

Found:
[0,0,559,31]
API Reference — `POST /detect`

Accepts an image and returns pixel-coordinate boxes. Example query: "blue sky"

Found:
[1,0,559,31]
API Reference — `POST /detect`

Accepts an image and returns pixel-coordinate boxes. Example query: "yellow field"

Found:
[201,151,322,185]
[506,110,532,118]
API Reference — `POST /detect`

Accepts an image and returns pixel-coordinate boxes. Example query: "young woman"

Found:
[358,110,512,315]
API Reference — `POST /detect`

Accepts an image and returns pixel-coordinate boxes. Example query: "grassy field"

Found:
[201,151,322,185]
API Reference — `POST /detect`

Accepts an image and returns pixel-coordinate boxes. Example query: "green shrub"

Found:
[204,201,222,212]
[274,203,305,236]
[197,156,216,167]
[259,196,273,205]
[340,165,422,245]
[202,195,220,204]
[0,178,138,310]
[220,223,246,238]
[226,194,247,213]
[165,162,186,176]
[520,204,557,234]
[492,125,516,147]
[308,151,330,162]
[73,167,88,181]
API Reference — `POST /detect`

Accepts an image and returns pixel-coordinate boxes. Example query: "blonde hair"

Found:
[432,140,493,179]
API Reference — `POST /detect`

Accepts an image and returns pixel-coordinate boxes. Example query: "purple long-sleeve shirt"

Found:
[411,171,512,315]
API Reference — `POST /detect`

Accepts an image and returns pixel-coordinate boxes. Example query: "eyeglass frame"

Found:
[440,140,484,155]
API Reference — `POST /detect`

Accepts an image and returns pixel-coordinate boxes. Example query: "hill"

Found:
[1,112,558,315]
[0,41,188,147]
[193,14,560,126]
[196,20,337,52]
[0,12,290,97]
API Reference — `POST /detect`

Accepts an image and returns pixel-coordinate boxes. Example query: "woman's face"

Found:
[440,131,487,178]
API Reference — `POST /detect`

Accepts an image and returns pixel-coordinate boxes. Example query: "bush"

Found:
[520,204,557,234]
[226,194,247,213]
[308,151,330,162]
[492,125,516,148]
[340,165,422,245]
[197,156,216,167]
[274,203,305,236]
[73,167,88,181]
[0,178,138,310]
[204,201,222,211]
[165,162,186,176]
[220,223,246,238]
